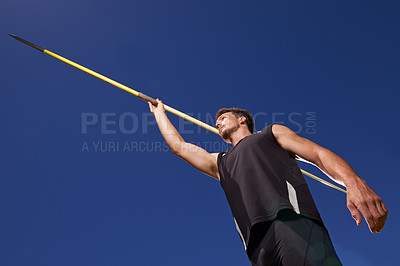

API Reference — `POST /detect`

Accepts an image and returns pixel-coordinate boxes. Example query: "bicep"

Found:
[175,142,220,180]
[272,124,323,167]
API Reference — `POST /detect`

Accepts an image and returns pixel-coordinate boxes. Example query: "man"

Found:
[148,99,388,265]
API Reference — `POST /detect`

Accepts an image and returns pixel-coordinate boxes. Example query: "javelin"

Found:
[8,34,218,134]
[8,34,347,193]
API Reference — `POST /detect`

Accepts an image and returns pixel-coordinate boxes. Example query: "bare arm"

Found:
[149,99,219,180]
[272,124,388,233]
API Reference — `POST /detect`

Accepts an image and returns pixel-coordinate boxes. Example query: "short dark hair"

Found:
[215,108,254,133]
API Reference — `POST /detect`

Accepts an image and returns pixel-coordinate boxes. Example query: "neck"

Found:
[229,127,252,146]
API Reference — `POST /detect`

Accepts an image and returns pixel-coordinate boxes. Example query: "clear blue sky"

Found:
[1,1,399,265]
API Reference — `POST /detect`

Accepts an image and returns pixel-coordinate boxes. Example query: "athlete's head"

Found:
[215,108,254,141]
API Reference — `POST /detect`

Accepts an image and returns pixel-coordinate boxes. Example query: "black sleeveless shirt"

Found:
[217,124,323,251]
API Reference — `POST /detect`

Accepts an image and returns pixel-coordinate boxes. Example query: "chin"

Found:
[220,125,239,143]
[220,132,232,143]
[221,137,231,144]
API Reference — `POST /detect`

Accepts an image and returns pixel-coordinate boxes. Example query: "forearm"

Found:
[317,148,363,188]
[318,148,388,233]
[153,111,185,154]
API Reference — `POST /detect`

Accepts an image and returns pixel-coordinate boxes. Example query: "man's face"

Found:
[215,112,241,142]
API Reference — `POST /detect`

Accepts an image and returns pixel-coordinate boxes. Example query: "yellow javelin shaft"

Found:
[10,34,347,193]
[44,50,219,134]
[300,169,347,193]
[53,52,219,134]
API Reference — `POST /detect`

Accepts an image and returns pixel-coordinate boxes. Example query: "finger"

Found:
[156,99,164,110]
[375,201,388,232]
[347,201,362,225]
[366,198,389,233]
[357,204,377,233]
[381,201,388,214]
[367,201,383,233]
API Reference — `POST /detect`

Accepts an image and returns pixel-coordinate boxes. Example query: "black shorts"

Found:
[247,210,342,266]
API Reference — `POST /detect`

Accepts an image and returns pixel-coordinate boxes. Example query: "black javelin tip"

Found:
[8,33,45,52]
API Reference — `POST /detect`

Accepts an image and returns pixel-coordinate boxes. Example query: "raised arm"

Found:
[272,124,388,233]
[149,99,219,180]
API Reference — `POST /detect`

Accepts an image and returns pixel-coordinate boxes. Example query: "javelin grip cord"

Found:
[138,92,158,106]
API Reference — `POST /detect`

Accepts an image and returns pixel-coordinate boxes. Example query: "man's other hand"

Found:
[346,180,388,233]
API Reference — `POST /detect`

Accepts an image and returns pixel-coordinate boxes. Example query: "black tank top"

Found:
[217,124,323,251]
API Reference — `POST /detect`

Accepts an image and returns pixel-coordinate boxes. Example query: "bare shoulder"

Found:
[270,124,323,163]
[270,124,302,156]
[271,124,296,137]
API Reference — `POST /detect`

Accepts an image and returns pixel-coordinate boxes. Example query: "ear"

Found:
[238,116,246,125]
